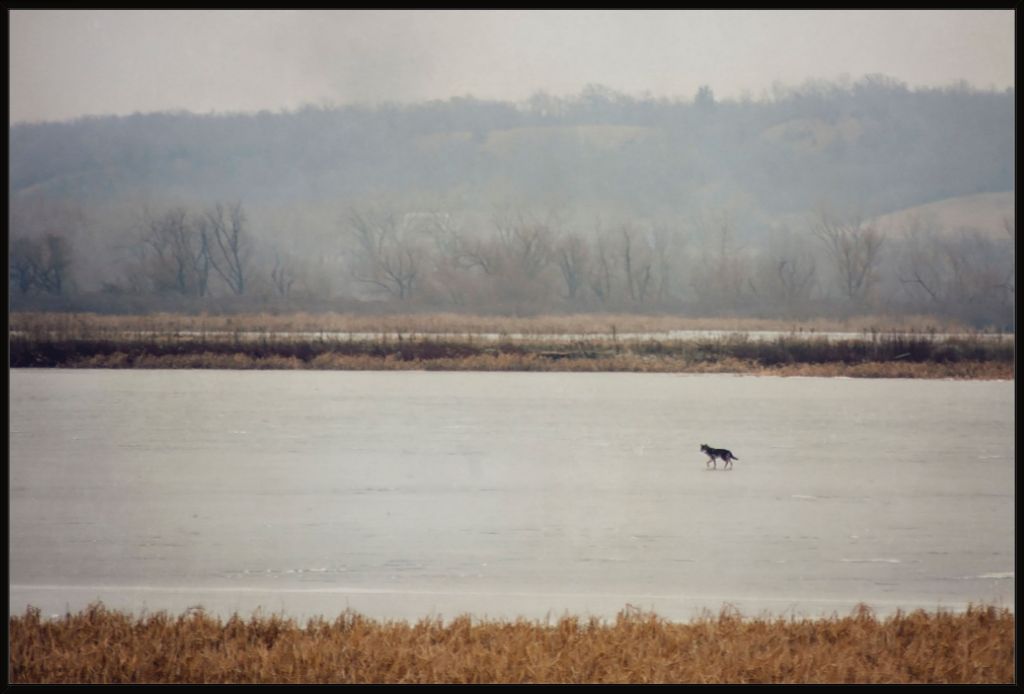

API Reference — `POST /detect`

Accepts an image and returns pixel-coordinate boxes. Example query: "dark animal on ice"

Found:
[701,444,739,470]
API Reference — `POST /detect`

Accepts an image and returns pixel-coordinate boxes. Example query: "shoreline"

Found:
[9,353,1013,379]
[10,336,1014,379]
[10,311,1013,379]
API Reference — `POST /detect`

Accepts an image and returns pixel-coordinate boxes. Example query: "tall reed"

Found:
[9,319,1013,379]
[8,311,978,338]
[9,603,1013,684]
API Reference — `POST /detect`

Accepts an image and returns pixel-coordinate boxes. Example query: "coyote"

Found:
[701,444,738,470]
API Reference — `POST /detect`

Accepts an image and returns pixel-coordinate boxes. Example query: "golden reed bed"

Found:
[9,603,1014,684]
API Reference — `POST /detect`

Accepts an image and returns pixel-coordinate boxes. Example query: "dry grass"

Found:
[37,351,1014,379]
[9,311,1013,379]
[8,310,976,337]
[756,360,1013,379]
[9,603,1014,684]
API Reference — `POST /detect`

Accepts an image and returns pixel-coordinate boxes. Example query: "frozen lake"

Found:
[10,370,1014,623]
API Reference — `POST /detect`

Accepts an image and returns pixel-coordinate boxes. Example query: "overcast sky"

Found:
[9,9,1015,124]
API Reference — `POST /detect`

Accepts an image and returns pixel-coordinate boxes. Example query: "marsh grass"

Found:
[9,603,1014,684]
[9,312,1013,378]
[8,310,976,338]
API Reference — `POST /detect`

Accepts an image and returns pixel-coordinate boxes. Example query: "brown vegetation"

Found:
[25,350,1011,379]
[9,312,1013,379]
[9,603,1014,684]
[7,310,976,337]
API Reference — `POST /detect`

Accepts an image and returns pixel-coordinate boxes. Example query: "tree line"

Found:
[9,76,1014,327]
[10,199,1014,329]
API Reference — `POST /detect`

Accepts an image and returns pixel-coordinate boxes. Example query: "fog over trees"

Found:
[8,76,1015,328]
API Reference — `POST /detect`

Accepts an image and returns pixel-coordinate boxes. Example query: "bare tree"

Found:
[897,219,1013,326]
[458,235,501,276]
[586,220,616,305]
[620,223,653,304]
[751,227,817,313]
[143,207,188,294]
[689,210,748,310]
[942,229,1014,317]
[896,217,944,305]
[39,234,73,295]
[421,209,478,306]
[650,221,685,305]
[461,204,560,312]
[554,232,589,301]
[10,233,73,295]
[270,250,297,298]
[203,202,252,295]
[772,256,817,302]
[346,206,423,301]
[143,207,210,296]
[810,207,884,305]
[10,237,40,295]
[491,206,554,280]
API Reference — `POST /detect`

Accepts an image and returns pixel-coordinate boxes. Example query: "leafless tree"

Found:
[689,210,748,309]
[586,221,616,305]
[458,235,501,277]
[270,251,297,297]
[897,219,1014,325]
[454,204,561,312]
[896,217,944,305]
[620,223,653,304]
[203,202,252,295]
[751,226,817,312]
[942,229,1014,311]
[491,206,554,280]
[810,207,884,305]
[650,221,685,305]
[143,206,210,296]
[773,256,817,302]
[10,237,39,295]
[554,232,589,301]
[346,206,423,300]
[10,233,73,295]
[39,234,72,294]
[420,210,479,306]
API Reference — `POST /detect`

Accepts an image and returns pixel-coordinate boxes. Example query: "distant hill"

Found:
[759,116,864,153]
[481,124,658,156]
[416,124,658,155]
[873,192,1014,238]
[9,79,1014,224]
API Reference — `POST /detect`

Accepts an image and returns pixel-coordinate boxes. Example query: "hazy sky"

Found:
[9,9,1015,124]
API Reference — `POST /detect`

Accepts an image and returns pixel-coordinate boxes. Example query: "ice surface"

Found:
[10,370,1014,622]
